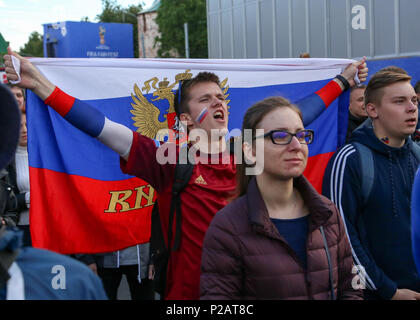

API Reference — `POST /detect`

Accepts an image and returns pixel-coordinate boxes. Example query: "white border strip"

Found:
[30,58,351,100]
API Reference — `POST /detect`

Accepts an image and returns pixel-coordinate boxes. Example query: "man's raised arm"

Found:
[3,48,133,160]
[297,57,368,126]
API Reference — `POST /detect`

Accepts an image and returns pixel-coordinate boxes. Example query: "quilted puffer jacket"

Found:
[200,176,363,300]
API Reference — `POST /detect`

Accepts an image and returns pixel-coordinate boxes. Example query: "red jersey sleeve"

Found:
[314,79,343,108]
[120,131,175,193]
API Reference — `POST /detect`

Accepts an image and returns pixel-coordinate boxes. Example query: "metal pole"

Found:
[141,33,146,58]
[184,22,190,58]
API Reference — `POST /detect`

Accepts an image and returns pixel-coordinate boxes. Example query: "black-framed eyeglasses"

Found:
[254,129,314,145]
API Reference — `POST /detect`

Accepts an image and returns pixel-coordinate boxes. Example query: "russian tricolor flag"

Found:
[26,58,352,254]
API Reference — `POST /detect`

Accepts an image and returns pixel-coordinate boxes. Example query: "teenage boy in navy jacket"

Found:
[323,70,420,300]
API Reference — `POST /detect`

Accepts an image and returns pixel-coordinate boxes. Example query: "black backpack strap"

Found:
[150,203,164,260]
[352,142,375,208]
[167,149,195,252]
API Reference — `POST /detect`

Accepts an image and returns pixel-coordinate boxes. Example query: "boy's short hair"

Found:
[174,72,221,117]
[350,84,366,94]
[414,81,420,94]
[378,66,408,75]
[365,71,412,106]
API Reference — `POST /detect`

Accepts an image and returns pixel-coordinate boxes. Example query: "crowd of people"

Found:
[0,46,419,300]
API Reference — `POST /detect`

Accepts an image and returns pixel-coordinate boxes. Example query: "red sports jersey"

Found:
[120,132,236,299]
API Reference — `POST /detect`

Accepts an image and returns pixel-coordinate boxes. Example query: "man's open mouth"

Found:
[213,110,224,120]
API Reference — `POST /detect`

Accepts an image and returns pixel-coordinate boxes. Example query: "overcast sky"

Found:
[0,0,154,50]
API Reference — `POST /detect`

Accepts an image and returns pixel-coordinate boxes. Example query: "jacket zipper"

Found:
[305,230,313,300]
[396,156,412,205]
[396,156,408,190]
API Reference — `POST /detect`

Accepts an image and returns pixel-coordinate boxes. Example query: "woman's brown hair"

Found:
[236,96,302,197]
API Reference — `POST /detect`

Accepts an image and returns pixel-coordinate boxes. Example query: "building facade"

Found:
[137,0,161,58]
[207,0,420,59]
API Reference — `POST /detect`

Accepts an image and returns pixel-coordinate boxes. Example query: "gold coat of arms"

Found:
[130,70,230,140]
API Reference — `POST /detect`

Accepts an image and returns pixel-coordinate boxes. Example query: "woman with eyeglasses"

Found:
[200,96,363,300]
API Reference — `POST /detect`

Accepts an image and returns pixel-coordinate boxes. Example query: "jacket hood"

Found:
[350,119,418,220]
[350,118,415,156]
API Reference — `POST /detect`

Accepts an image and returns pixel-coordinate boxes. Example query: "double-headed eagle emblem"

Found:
[130,70,231,140]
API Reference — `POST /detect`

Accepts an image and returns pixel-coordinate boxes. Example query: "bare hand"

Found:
[148,264,155,280]
[87,263,98,275]
[4,48,39,90]
[391,288,420,300]
[341,56,368,87]
[3,47,55,100]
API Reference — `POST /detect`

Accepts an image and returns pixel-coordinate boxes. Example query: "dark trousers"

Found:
[97,265,154,300]
[18,225,32,247]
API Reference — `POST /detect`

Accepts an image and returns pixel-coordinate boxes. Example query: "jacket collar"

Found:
[351,118,414,156]
[348,112,367,126]
[246,176,333,236]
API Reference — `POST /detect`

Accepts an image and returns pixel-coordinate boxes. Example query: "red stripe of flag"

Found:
[29,167,153,254]
[304,152,335,193]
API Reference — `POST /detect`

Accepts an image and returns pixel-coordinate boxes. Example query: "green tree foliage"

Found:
[0,33,9,54]
[96,0,143,58]
[156,0,207,58]
[19,31,44,57]
[0,33,9,65]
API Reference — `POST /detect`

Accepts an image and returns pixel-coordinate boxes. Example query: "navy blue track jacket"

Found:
[322,123,420,299]
[0,227,107,300]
